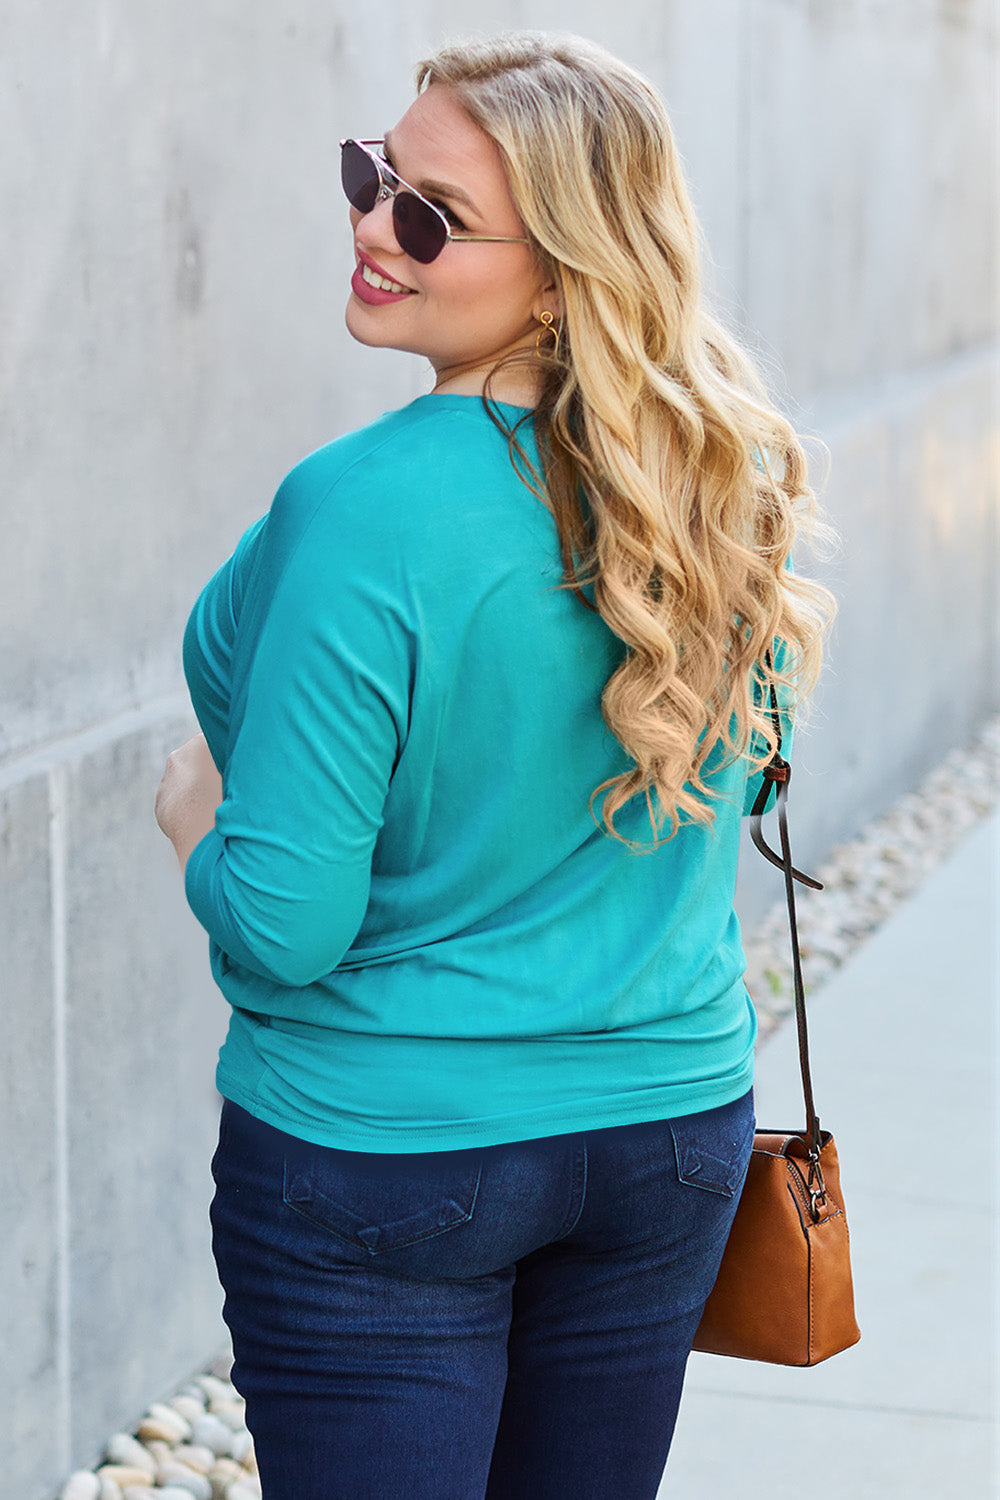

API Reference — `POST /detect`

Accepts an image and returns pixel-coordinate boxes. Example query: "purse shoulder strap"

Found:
[747,667,825,1170]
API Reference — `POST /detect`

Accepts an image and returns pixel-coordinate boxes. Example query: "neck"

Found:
[431,341,540,406]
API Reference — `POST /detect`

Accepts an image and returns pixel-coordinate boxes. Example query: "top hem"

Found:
[215,1062,756,1154]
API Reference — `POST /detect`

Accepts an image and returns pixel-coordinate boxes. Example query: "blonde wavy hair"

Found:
[417,32,836,846]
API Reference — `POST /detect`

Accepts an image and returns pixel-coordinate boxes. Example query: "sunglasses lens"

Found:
[341,142,449,263]
[341,141,380,213]
[393,191,447,264]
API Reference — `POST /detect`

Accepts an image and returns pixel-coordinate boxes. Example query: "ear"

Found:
[532,273,563,325]
[530,292,563,325]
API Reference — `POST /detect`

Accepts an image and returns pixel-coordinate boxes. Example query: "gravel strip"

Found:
[58,1352,259,1500]
[58,716,998,1499]
[745,715,999,1040]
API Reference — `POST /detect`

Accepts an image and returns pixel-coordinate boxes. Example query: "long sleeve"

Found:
[184,464,414,989]
[183,517,267,769]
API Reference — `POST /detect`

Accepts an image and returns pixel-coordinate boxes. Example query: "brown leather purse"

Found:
[693,689,861,1366]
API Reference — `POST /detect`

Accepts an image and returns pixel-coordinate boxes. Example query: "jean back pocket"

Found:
[283,1145,483,1255]
[668,1093,755,1198]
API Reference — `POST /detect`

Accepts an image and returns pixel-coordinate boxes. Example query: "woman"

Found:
[156,31,832,1500]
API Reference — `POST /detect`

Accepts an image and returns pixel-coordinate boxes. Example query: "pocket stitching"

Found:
[282,1160,483,1255]
[669,1104,755,1198]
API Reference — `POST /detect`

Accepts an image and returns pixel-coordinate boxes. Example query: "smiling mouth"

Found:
[358,259,413,295]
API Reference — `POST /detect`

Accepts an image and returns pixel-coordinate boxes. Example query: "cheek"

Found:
[424,257,537,321]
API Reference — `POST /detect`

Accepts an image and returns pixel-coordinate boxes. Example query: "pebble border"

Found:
[58,717,998,1500]
[58,1353,258,1500]
[745,714,999,1039]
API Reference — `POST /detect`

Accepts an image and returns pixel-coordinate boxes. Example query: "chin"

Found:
[345,303,433,362]
[344,299,389,349]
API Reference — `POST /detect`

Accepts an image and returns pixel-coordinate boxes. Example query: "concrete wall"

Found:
[1,2,995,1494]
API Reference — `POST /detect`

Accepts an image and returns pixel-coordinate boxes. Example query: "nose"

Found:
[356,192,403,256]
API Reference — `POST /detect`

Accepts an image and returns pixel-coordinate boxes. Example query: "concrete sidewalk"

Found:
[659,809,999,1498]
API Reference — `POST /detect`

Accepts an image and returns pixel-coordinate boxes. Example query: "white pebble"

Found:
[171,1394,207,1424]
[98,1480,124,1500]
[192,1412,235,1457]
[61,1475,100,1500]
[197,1375,235,1404]
[104,1436,156,1477]
[209,1459,244,1499]
[156,1467,211,1500]
[140,1401,191,1442]
[170,1445,216,1474]
[229,1429,254,1463]
[210,1457,244,1479]
[136,1421,180,1441]
[97,1470,156,1490]
[207,1397,248,1432]
[121,1489,158,1500]
[178,1384,209,1405]
[226,1483,261,1500]
[159,1490,205,1500]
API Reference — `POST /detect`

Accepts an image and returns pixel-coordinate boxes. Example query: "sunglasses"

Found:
[340,138,530,265]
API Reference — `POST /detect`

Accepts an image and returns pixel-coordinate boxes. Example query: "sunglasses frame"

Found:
[341,139,530,263]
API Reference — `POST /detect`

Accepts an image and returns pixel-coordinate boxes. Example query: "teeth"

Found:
[361,261,409,294]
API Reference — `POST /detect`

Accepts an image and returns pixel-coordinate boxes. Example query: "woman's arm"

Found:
[178,461,414,989]
[184,516,268,769]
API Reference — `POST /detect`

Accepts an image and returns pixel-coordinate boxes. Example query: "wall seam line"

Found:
[0,693,194,793]
[49,764,72,1475]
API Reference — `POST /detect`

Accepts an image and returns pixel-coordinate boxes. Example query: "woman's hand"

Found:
[155,732,224,871]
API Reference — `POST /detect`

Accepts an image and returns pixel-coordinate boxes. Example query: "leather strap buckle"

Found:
[807,1154,828,1221]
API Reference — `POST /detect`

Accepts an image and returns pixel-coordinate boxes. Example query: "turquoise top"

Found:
[184,394,775,1152]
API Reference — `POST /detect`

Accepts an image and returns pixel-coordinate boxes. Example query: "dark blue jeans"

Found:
[210,1089,754,1500]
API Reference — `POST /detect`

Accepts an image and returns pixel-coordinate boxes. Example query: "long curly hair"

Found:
[417,32,836,846]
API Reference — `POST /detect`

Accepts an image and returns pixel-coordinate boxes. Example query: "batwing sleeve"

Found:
[183,466,414,988]
[183,517,267,770]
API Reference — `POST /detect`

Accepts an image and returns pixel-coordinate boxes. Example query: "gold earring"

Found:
[535,309,559,355]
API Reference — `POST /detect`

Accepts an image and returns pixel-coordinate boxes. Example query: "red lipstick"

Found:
[351,251,415,305]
